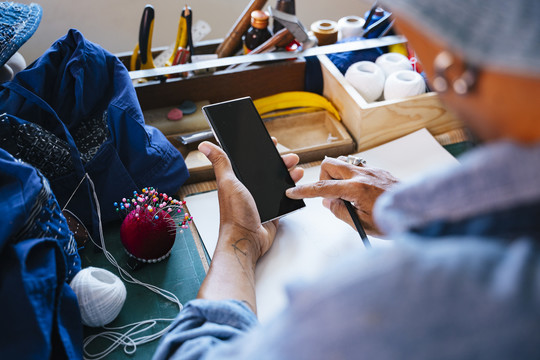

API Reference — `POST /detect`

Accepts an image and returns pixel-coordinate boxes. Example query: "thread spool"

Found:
[337,15,365,40]
[310,20,338,46]
[345,61,385,103]
[384,70,426,101]
[70,267,127,327]
[375,52,413,78]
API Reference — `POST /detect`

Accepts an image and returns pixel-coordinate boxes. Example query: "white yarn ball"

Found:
[345,61,385,103]
[6,52,26,74]
[70,267,127,327]
[337,15,365,40]
[375,52,413,78]
[383,70,426,101]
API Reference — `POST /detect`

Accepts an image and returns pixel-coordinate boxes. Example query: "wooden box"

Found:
[124,51,355,184]
[318,55,463,151]
[122,41,463,183]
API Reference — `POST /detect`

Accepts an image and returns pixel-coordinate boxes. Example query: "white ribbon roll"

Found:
[375,52,413,77]
[337,15,365,40]
[345,61,385,103]
[383,70,426,101]
[70,267,127,327]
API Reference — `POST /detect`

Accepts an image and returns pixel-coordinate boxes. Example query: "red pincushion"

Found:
[120,208,176,262]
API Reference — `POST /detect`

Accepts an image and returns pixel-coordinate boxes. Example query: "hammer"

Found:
[249,7,317,55]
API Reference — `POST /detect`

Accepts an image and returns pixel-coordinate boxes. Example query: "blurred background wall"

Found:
[16,0,371,63]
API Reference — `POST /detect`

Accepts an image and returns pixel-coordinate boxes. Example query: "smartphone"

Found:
[202,97,305,223]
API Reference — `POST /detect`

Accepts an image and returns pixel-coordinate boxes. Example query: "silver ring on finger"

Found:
[347,155,366,166]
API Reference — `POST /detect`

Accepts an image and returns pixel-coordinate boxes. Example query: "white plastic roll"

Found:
[337,15,365,40]
[375,52,413,78]
[383,70,426,101]
[345,61,385,103]
[70,267,127,327]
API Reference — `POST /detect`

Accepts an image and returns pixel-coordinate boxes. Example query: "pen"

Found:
[325,155,371,248]
[343,199,371,248]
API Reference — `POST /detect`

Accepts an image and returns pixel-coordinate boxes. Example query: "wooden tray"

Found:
[167,110,354,184]
[318,55,464,151]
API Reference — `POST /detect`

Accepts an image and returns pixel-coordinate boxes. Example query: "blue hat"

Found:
[0,2,42,68]
[380,0,540,76]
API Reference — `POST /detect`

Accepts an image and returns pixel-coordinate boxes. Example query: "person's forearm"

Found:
[197,227,260,315]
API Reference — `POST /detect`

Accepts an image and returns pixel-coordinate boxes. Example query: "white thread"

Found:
[337,15,365,40]
[70,267,127,327]
[375,52,413,78]
[66,174,183,360]
[345,61,385,103]
[383,70,426,101]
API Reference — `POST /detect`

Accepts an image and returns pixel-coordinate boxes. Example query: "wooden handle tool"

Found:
[249,28,295,54]
[215,0,268,58]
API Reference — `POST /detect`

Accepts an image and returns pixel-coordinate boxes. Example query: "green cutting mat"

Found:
[79,220,206,359]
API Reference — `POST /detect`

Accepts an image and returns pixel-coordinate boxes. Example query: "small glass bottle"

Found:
[272,0,296,33]
[243,10,273,54]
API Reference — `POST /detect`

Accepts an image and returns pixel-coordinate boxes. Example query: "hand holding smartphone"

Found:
[202,97,305,223]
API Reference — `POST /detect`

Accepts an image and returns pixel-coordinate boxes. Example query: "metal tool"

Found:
[176,129,214,145]
[225,8,310,70]
[268,7,316,49]
[245,7,312,55]
[130,35,407,80]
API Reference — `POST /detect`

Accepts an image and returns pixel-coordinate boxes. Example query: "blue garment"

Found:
[0,29,189,236]
[0,148,82,359]
[153,140,540,359]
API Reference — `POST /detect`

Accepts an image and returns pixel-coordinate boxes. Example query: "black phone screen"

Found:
[203,97,305,223]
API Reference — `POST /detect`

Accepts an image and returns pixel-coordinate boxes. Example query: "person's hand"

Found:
[286,156,398,235]
[198,140,303,265]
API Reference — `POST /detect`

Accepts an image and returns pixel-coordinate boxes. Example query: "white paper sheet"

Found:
[185,128,460,322]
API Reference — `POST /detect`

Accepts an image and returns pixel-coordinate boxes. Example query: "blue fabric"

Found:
[411,201,540,239]
[0,2,42,67]
[153,140,540,359]
[304,56,323,95]
[152,300,257,360]
[0,29,189,235]
[0,148,82,359]
[373,141,540,236]
[327,38,383,74]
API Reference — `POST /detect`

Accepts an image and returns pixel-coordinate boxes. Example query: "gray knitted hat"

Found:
[0,2,42,68]
[380,0,540,76]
